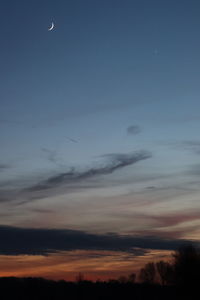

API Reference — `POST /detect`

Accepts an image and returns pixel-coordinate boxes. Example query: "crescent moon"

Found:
[48,22,54,31]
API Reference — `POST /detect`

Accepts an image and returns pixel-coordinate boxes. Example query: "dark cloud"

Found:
[0,225,197,256]
[127,125,141,135]
[41,148,59,164]
[0,164,10,171]
[27,150,151,192]
[145,186,156,190]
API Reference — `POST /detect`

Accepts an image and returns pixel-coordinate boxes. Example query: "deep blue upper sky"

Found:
[0,0,200,238]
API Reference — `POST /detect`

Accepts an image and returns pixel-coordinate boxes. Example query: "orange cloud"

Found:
[0,249,172,281]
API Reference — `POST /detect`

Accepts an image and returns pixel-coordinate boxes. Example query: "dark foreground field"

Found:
[0,277,195,300]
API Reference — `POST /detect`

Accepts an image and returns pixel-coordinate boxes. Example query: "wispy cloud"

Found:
[171,140,200,155]
[149,212,200,228]
[27,150,151,192]
[187,164,200,176]
[127,125,141,135]
[41,148,63,166]
[0,150,152,203]
[0,225,195,256]
[0,119,23,126]
[65,137,78,143]
[181,140,200,154]
[0,164,10,171]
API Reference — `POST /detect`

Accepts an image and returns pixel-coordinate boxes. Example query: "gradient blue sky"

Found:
[0,0,200,280]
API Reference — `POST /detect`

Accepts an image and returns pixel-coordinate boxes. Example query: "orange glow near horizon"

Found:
[0,249,172,281]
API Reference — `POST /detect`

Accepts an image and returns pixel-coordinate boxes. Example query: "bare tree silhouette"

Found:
[75,272,85,282]
[139,262,156,284]
[173,244,200,287]
[156,261,174,285]
[128,273,136,283]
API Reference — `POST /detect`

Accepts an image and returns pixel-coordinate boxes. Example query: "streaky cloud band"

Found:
[27,150,151,192]
[0,225,197,256]
[0,150,151,204]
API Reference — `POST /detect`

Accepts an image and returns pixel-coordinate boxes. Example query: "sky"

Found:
[0,0,200,280]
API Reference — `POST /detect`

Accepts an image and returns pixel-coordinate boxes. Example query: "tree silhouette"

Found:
[118,275,128,283]
[173,244,200,287]
[75,272,85,282]
[128,273,136,283]
[156,261,174,285]
[139,262,156,284]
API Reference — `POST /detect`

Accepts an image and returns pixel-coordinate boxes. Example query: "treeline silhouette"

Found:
[0,245,199,300]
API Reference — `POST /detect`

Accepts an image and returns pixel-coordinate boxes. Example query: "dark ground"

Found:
[0,277,195,300]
